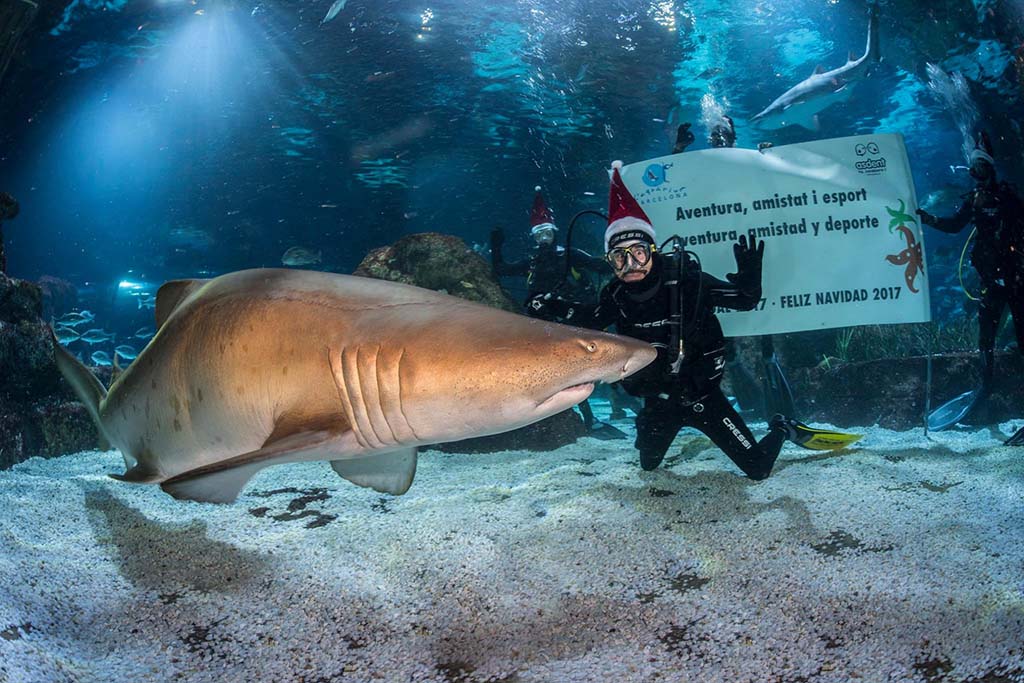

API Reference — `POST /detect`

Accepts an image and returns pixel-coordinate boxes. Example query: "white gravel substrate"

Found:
[1,416,1022,683]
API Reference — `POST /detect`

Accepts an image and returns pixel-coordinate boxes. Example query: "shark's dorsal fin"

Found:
[849,50,857,62]
[813,64,825,75]
[155,279,208,329]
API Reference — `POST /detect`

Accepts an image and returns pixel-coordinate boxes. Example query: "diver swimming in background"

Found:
[917,132,1024,445]
[531,161,858,478]
[490,185,609,302]
[491,185,625,438]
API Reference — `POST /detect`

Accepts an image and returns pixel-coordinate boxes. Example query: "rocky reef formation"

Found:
[0,0,38,89]
[354,232,586,452]
[354,232,520,313]
[0,273,98,469]
[790,351,1024,431]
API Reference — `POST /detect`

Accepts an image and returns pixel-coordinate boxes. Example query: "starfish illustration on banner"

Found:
[885,224,924,293]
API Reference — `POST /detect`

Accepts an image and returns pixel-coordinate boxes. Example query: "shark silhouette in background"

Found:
[751,4,881,131]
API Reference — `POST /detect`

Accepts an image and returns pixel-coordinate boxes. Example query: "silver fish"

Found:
[90,351,113,367]
[55,327,81,345]
[281,246,323,267]
[114,345,138,361]
[80,328,115,344]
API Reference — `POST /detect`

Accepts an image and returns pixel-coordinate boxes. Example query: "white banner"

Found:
[619,133,930,336]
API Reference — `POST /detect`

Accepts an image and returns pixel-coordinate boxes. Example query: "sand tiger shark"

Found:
[751,5,880,131]
[53,269,655,504]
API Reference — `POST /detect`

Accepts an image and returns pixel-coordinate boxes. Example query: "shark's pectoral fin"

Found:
[160,430,344,504]
[331,447,418,496]
[110,462,162,484]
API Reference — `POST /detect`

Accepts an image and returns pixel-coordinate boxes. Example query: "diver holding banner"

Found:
[531,161,860,479]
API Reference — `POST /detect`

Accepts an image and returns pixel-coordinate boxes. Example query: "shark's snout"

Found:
[622,344,657,379]
[577,334,657,385]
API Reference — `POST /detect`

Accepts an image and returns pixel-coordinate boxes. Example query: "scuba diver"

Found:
[490,185,608,302]
[707,115,736,149]
[531,161,858,477]
[491,185,626,439]
[917,132,1024,445]
[0,192,19,274]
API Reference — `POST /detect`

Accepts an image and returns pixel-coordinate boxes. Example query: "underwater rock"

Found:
[37,275,78,321]
[0,0,38,89]
[0,273,99,468]
[790,352,1024,430]
[353,232,520,313]
[355,232,585,453]
[0,271,42,323]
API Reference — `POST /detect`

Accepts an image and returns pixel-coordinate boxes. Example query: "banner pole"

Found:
[924,325,933,438]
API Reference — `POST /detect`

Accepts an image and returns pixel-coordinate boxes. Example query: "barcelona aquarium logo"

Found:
[642,162,673,187]
[636,162,687,205]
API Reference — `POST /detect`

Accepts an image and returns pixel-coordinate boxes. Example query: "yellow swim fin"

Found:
[790,422,862,451]
[772,415,862,451]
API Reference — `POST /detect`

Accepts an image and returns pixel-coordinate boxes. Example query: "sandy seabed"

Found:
[1,411,1022,683]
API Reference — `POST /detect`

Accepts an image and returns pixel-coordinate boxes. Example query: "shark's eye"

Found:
[585,342,597,353]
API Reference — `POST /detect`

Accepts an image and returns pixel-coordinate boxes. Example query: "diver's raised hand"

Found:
[526,292,577,322]
[726,235,764,291]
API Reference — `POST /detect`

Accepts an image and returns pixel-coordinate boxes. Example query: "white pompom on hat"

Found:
[530,185,557,234]
[604,160,656,251]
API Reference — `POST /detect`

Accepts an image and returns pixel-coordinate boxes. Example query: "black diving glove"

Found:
[526,292,579,321]
[726,235,764,292]
[673,123,695,154]
[916,208,937,227]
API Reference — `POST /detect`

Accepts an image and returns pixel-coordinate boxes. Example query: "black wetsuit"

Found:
[492,240,609,307]
[553,252,787,479]
[922,180,1024,385]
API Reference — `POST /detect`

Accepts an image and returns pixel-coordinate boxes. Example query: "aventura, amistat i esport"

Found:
[675,188,870,221]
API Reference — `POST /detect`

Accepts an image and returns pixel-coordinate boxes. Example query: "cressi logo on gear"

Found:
[854,140,886,175]
[642,162,673,187]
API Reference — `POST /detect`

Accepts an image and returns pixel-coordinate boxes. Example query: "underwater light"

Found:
[118,280,144,290]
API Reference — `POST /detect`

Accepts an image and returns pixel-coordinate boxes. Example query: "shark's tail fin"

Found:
[50,327,110,447]
[865,3,881,63]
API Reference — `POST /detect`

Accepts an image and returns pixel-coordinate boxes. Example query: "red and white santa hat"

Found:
[530,186,557,235]
[604,160,656,251]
